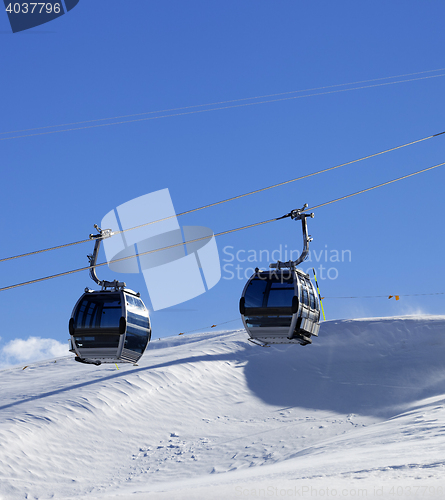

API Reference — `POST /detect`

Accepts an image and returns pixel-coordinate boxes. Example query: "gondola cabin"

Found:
[240,267,320,345]
[69,288,151,364]
[239,205,322,347]
[69,225,151,365]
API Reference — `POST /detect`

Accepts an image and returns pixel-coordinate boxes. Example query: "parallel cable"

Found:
[173,130,445,221]
[1,159,444,293]
[1,74,444,142]
[0,237,92,264]
[305,160,445,212]
[0,217,278,292]
[324,292,445,299]
[1,130,444,264]
[1,68,444,137]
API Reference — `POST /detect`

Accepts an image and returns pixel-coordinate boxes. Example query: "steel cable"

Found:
[1,68,444,138]
[1,130,443,264]
[1,159,444,292]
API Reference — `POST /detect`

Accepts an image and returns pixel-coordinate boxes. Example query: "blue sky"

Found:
[1,1,445,365]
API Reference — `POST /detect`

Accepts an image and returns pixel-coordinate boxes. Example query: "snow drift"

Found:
[1,316,445,500]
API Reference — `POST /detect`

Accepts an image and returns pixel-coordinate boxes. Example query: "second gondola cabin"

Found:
[240,267,320,345]
[239,205,321,347]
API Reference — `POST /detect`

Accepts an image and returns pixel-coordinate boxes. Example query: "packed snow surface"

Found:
[1,316,445,499]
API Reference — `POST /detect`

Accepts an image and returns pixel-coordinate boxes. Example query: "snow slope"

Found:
[1,317,445,500]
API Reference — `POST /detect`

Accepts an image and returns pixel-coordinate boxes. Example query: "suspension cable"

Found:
[305,160,445,212]
[0,237,92,264]
[0,217,277,291]
[157,130,445,222]
[1,68,444,138]
[1,130,444,264]
[2,71,445,142]
[323,292,445,299]
[1,159,444,293]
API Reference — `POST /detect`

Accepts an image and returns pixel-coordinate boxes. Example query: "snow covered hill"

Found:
[1,316,445,500]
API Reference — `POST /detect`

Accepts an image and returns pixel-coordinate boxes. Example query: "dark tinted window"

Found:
[127,311,150,330]
[74,294,121,329]
[309,290,315,309]
[244,278,268,308]
[126,294,146,310]
[126,295,136,307]
[74,335,120,349]
[101,300,122,328]
[75,300,98,329]
[299,281,309,306]
[124,327,149,354]
[133,297,145,310]
[244,275,295,309]
[245,316,292,328]
[267,281,294,308]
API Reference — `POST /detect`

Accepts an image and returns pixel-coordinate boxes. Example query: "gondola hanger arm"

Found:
[87,225,125,290]
[271,204,314,269]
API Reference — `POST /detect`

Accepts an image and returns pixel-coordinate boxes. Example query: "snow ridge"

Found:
[1,317,445,499]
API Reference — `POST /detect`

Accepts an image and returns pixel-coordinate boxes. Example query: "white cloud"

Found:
[0,336,69,368]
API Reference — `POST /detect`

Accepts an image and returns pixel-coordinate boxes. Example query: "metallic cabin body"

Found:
[240,268,320,345]
[69,289,151,364]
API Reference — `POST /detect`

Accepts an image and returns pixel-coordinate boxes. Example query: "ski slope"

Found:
[1,316,445,500]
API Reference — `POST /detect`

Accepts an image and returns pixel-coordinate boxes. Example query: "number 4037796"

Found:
[5,3,62,14]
